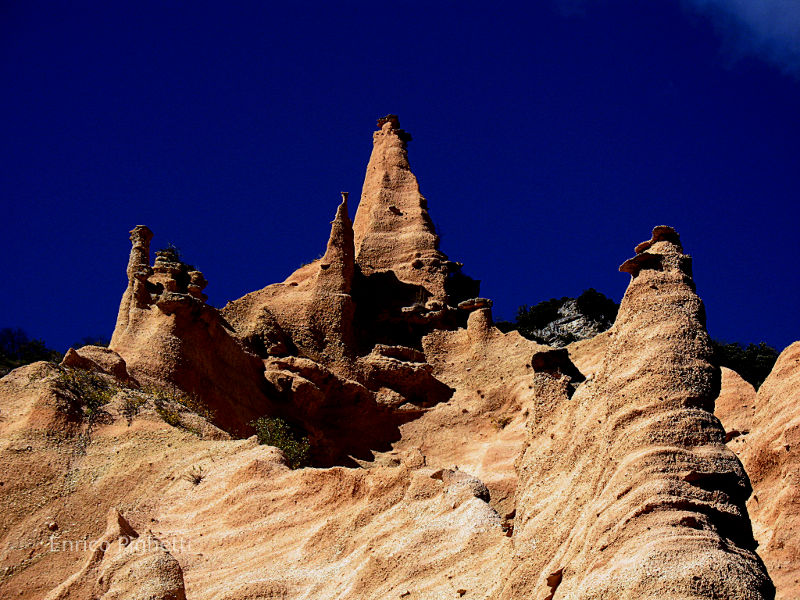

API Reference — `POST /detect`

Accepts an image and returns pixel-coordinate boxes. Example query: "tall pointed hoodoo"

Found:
[353,115,452,302]
[110,225,153,347]
[504,226,773,599]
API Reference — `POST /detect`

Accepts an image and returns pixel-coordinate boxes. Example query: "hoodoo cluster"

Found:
[0,116,796,600]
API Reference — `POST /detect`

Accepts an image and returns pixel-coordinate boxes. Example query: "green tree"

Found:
[712,341,779,389]
[0,328,62,376]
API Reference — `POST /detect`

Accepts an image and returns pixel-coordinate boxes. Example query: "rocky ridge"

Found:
[0,116,795,599]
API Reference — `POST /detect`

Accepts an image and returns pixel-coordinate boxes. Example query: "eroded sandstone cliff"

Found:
[0,116,793,599]
[717,343,800,600]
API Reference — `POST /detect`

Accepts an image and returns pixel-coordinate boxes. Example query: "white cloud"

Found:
[683,0,800,74]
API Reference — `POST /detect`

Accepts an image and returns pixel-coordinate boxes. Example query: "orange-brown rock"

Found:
[109,235,273,434]
[0,118,788,600]
[221,195,356,364]
[60,345,135,385]
[223,136,477,363]
[307,192,357,362]
[352,115,452,302]
[111,225,154,342]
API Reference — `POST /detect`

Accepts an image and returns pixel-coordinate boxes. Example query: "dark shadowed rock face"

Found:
[509,289,619,347]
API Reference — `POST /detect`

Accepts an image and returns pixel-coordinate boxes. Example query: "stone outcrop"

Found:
[109,233,273,434]
[1,118,792,600]
[353,115,449,301]
[716,367,757,442]
[223,119,481,366]
[717,342,800,600]
[221,195,357,364]
[352,115,479,309]
[44,509,186,600]
[307,192,357,362]
[111,225,154,344]
[60,345,135,385]
[504,226,773,599]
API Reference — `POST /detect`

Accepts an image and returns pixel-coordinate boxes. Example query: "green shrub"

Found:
[156,243,182,262]
[121,394,148,425]
[516,297,566,333]
[251,416,311,469]
[712,341,779,389]
[154,401,183,428]
[575,288,619,323]
[54,368,117,424]
[512,289,619,343]
[141,384,215,421]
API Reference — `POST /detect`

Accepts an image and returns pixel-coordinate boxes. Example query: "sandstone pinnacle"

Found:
[5,119,794,600]
[505,226,773,599]
[352,115,451,302]
[307,194,357,360]
[318,191,355,294]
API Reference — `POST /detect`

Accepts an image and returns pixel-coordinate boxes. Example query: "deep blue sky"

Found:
[2,1,798,352]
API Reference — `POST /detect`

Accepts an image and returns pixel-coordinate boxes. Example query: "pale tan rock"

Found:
[0,374,509,599]
[43,508,186,600]
[60,345,135,385]
[409,321,548,517]
[567,328,611,379]
[730,342,800,600]
[716,366,757,441]
[504,226,772,599]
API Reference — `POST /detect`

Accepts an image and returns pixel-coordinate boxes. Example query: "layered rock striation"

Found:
[0,118,791,600]
[505,226,773,599]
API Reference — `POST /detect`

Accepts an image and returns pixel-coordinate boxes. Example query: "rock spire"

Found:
[109,227,273,434]
[308,192,357,360]
[352,115,451,302]
[111,225,153,347]
[505,226,773,599]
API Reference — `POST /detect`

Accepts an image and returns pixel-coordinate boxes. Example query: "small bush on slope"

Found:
[251,416,311,469]
[54,368,117,424]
